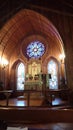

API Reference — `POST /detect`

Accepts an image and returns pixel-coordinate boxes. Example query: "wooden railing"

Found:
[20,88,70,106]
[0,89,70,107]
[0,90,13,106]
[0,107,73,124]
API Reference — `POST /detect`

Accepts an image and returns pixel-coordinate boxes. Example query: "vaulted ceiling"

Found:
[0,9,64,62]
[0,0,73,29]
[0,0,72,64]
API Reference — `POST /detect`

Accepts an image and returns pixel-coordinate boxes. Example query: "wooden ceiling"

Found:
[0,9,64,61]
[0,0,73,28]
[0,0,71,62]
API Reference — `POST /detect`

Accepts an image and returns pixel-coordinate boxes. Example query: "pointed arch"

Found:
[16,62,25,90]
[10,59,25,90]
[47,58,59,89]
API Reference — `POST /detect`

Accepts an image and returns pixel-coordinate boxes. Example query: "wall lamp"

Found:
[0,56,9,69]
[59,54,65,63]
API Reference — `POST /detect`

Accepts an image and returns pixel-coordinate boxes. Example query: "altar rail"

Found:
[0,107,73,124]
[0,89,70,107]
[19,89,70,106]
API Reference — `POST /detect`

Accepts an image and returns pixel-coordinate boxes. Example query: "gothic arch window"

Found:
[48,60,58,89]
[17,62,25,90]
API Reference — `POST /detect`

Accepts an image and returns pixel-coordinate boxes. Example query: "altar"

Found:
[24,59,49,90]
[25,74,43,90]
[24,59,42,90]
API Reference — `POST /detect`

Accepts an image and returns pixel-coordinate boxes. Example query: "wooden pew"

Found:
[0,107,73,125]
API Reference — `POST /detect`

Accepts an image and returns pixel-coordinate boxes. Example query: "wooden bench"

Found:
[0,107,73,124]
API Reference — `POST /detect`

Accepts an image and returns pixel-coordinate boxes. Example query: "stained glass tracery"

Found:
[27,41,45,58]
[17,63,25,90]
[48,60,58,89]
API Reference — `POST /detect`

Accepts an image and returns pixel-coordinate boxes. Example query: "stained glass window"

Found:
[17,63,25,90]
[27,41,45,58]
[48,60,58,89]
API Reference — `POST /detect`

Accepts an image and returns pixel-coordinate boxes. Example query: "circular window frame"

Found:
[26,41,45,58]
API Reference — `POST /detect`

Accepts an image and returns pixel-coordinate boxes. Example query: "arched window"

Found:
[17,63,25,90]
[48,60,58,89]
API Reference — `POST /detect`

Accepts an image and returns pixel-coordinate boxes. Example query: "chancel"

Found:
[0,0,73,129]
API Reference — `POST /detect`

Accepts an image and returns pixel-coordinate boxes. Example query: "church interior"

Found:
[0,0,73,129]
